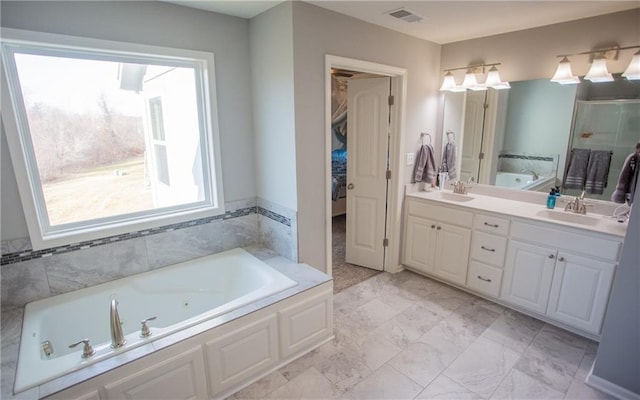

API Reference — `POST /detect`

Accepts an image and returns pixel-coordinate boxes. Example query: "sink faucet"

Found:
[521,169,539,180]
[564,190,590,215]
[110,299,126,348]
[452,180,470,195]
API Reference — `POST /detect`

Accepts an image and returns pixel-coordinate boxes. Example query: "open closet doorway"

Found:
[325,56,407,294]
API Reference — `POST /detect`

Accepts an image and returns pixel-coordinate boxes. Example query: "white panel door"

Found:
[460,91,486,183]
[501,240,557,314]
[346,77,390,270]
[547,252,615,334]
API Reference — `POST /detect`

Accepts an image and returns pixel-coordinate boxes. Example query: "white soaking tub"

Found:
[14,248,297,393]
[494,172,555,191]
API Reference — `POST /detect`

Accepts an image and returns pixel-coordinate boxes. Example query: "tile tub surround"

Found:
[229,270,613,400]
[1,197,298,308]
[1,247,330,400]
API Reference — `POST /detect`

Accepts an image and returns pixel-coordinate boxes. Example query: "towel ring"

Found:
[420,132,432,145]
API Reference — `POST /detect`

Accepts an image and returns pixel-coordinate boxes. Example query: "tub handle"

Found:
[140,316,157,338]
[69,339,96,358]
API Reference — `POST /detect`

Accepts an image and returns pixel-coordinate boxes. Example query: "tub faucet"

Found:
[110,299,126,348]
[521,169,539,180]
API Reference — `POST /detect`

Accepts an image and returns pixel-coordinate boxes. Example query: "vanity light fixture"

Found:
[584,55,614,82]
[550,56,580,84]
[550,45,640,84]
[440,63,509,92]
[622,50,640,80]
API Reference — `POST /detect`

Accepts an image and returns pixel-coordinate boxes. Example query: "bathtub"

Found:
[14,248,298,394]
[494,172,555,191]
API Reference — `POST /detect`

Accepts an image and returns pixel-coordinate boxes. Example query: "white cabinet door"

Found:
[103,346,207,400]
[402,215,437,274]
[501,240,556,314]
[433,223,471,285]
[547,252,615,334]
[205,315,279,396]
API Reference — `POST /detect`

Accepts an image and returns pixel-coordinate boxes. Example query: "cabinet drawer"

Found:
[474,214,510,236]
[467,261,503,298]
[407,199,472,228]
[471,231,507,268]
[510,221,621,261]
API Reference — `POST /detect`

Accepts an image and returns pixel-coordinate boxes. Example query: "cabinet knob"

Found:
[436,226,441,230]
[431,225,436,229]
[558,257,566,262]
[548,254,555,259]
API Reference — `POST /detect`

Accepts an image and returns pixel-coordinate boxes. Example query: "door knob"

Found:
[347,183,354,190]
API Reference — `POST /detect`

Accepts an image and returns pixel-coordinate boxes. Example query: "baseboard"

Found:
[586,362,640,400]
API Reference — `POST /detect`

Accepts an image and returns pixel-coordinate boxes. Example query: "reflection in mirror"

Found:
[442,80,576,191]
[441,77,640,199]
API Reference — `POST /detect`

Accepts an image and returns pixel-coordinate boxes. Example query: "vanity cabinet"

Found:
[501,240,557,314]
[502,221,619,335]
[402,199,472,285]
[466,214,509,297]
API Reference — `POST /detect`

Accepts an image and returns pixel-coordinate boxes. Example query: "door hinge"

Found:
[478,152,485,160]
[383,238,389,247]
[388,95,394,106]
[386,170,391,180]
[483,103,489,109]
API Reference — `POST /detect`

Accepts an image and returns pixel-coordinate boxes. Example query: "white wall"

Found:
[441,9,640,83]
[0,1,256,241]
[250,2,297,211]
[291,1,442,270]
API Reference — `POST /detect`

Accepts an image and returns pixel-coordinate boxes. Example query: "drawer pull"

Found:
[481,246,496,252]
[483,222,499,228]
[477,275,492,282]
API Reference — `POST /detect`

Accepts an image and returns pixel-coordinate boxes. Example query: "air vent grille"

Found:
[388,8,423,23]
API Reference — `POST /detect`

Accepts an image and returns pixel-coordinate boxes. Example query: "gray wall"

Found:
[291,1,442,270]
[0,0,256,240]
[250,2,297,212]
[591,188,640,395]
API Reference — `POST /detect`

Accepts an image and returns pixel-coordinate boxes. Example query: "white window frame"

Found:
[1,28,225,250]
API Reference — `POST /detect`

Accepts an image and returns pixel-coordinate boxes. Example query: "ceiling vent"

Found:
[388,8,423,23]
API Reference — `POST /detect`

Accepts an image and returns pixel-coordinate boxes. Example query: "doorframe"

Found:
[324,55,407,276]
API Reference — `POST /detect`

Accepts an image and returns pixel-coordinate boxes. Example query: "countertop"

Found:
[406,188,629,239]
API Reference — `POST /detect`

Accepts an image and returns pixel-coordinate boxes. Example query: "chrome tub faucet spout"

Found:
[110,299,126,348]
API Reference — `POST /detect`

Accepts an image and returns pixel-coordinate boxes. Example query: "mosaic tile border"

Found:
[0,205,292,266]
[258,207,291,227]
[499,154,555,162]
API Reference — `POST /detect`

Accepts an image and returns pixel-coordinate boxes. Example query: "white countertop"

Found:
[406,188,628,238]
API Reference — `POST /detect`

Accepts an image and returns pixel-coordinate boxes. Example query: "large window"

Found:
[1,29,224,249]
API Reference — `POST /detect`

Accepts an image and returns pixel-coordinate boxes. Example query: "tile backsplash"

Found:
[1,197,297,308]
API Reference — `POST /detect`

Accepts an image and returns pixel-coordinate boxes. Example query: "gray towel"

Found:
[611,153,639,205]
[585,150,612,195]
[413,144,437,184]
[564,148,591,189]
[441,142,457,180]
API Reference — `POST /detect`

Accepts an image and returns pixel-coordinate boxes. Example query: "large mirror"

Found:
[442,77,640,201]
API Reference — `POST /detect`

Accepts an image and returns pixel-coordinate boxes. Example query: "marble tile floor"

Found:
[230,270,615,400]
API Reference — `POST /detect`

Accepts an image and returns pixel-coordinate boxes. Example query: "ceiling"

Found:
[165,1,639,44]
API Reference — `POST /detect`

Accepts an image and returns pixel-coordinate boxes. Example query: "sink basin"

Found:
[536,209,602,226]
[430,192,475,203]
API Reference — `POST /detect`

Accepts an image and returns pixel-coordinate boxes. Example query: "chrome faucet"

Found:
[564,190,590,215]
[110,299,126,348]
[521,169,539,180]
[452,180,470,195]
